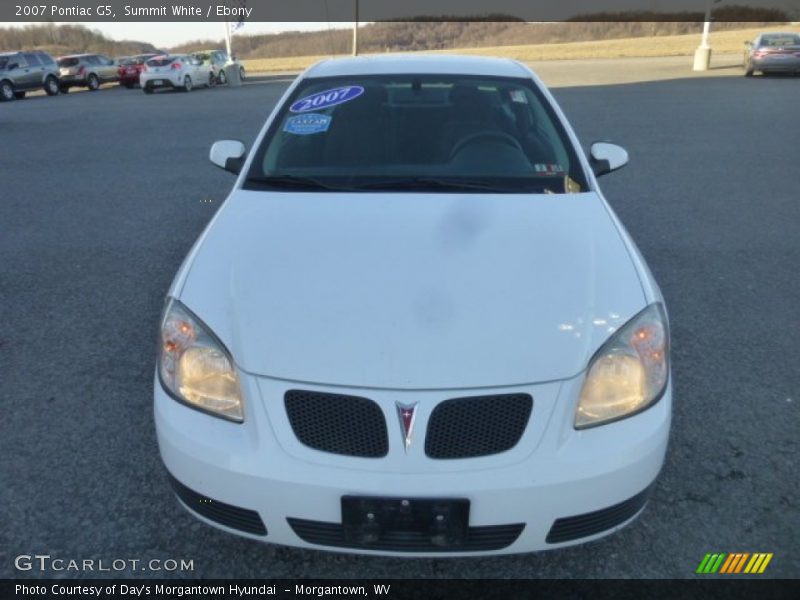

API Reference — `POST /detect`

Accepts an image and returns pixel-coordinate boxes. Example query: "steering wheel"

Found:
[449,131,524,160]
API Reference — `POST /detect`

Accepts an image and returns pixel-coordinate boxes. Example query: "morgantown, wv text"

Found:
[16,584,393,598]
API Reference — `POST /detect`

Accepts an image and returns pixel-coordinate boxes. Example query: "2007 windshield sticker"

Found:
[284,113,332,135]
[289,86,364,113]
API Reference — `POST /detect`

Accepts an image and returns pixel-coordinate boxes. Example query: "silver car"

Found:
[744,32,800,76]
[140,55,213,94]
[57,54,119,92]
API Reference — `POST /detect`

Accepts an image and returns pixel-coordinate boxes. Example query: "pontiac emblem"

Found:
[396,402,418,453]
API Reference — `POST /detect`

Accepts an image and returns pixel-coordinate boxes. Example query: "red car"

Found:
[117,54,159,88]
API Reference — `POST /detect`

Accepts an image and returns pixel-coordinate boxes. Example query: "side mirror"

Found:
[589,142,629,177]
[210,140,246,174]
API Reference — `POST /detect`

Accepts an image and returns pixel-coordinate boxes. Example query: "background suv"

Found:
[57,54,118,92]
[0,51,60,101]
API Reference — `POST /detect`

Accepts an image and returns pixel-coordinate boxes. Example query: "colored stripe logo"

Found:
[696,552,773,574]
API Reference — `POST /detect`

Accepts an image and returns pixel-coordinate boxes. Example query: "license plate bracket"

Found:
[342,496,469,547]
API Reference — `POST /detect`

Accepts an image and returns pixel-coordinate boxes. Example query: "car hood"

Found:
[178,190,645,389]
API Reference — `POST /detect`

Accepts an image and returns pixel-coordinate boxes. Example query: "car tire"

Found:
[218,69,227,85]
[182,76,193,92]
[208,72,215,87]
[124,83,135,89]
[143,85,154,94]
[0,80,15,101]
[87,74,100,91]
[44,76,59,96]
[59,86,70,94]
[240,66,246,81]
[744,62,754,77]
[14,91,26,99]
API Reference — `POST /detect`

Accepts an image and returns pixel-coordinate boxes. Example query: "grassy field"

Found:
[242,26,796,73]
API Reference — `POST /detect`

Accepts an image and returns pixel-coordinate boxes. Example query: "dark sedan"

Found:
[117,53,159,88]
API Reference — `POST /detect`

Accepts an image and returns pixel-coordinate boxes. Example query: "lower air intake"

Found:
[168,473,267,536]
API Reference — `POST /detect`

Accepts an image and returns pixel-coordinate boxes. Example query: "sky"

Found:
[7,22,346,47]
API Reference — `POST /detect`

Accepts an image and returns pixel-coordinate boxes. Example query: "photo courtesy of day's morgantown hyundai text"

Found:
[155,54,671,556]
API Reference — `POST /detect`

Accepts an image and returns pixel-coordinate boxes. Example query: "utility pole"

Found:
[352,0,359,56]
[693,0,723,71]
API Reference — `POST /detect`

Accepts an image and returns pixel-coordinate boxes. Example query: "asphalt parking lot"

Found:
[1,70,798,579]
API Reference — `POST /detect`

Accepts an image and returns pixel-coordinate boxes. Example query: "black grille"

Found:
[168,473,267,536]
[425,394,533,459]
[285,390,388,458]
[288,518,524,552]
[546,486,653,544]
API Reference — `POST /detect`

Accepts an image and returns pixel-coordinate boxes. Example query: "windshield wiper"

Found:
[350,177,548,194]
[245,175,352,191]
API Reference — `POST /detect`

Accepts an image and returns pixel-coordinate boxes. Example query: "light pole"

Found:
[352,0,359,56]
[693,0,723,71]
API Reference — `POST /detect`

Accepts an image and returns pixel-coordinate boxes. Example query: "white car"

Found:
[155,55,671,556]
[140,54,212,93]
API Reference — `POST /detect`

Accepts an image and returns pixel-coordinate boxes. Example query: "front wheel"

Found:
[0,81,14,101]
[87,74,100,91]
[182,75,193,92]
[239,66,246,81]
[143,85,154,94]
[44,76,59,96]
[217,69,227,85]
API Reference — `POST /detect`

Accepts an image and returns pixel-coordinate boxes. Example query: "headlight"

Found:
[575,303,669,429]
[158,298,244,422]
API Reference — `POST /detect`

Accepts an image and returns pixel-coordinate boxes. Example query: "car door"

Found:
[10,54,31,89]
[22,53,46,89]
[190,56,205,83]
[97,55,116,81]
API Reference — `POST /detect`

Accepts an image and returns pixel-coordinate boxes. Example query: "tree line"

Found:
[1,13,787,60]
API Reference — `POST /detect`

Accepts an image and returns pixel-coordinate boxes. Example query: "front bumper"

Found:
[155,371,671,556]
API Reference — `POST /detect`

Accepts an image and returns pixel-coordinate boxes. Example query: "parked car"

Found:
[57,54,119,92]
[191,49,246,84]
[743,32,800,76]
[0,51,60,101]
[140,54,213,93]
[155,55,671,556]
[117,53,159,88]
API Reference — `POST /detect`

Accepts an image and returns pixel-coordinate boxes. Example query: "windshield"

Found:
[246,75,587,194]
[147,57,175,67]
[761,34,800,47]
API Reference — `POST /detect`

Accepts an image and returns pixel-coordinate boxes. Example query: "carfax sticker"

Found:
[534,163,565,175]
[290,86,365,113]
[283,113,332,135]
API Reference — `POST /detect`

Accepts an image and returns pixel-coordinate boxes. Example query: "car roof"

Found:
[59,53,96,58]
[2,50,48,56]
[303,54,531,79]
